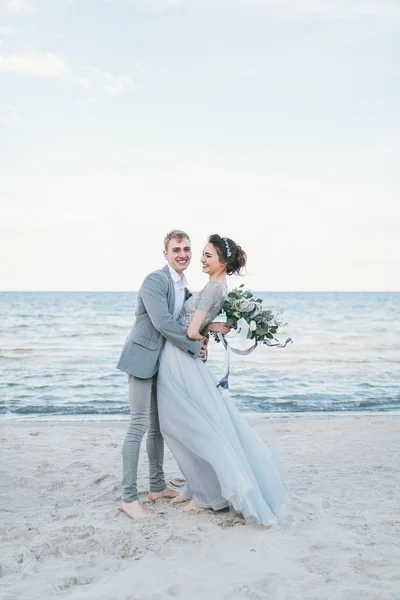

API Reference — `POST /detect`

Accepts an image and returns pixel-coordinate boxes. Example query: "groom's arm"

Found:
[140,272,202,358]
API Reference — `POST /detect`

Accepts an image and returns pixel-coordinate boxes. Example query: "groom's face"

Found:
[164,237,192,275]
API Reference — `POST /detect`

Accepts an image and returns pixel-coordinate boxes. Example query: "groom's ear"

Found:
[163,249,168,260]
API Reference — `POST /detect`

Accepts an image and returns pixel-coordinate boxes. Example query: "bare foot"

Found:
[147,488,180,501]
[184,502,205,512]
[170,494,188,505]
[120,500,155,520]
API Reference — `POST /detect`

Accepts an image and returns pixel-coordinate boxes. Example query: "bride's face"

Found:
[201,243,226,277]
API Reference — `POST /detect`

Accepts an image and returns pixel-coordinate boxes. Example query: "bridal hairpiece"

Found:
[222,237,232,258]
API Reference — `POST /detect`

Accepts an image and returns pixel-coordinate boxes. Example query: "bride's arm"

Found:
[187,283,229,340]
[188,314,229,339]
[187,309,208,340]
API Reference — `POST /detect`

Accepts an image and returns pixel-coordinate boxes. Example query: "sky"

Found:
[0,0,399,291]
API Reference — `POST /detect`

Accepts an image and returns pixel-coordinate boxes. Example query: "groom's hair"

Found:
[164,229,191,250]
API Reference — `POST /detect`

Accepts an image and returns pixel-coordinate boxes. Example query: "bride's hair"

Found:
[208,234,247,276]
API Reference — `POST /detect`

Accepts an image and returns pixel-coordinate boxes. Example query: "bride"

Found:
[157,234,289,526]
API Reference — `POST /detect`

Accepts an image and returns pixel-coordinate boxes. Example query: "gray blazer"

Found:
[116,265,201,379]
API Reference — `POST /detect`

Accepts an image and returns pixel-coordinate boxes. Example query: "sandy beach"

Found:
[1,414,400,600]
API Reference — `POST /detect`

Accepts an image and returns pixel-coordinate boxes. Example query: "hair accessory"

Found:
[222,237,232,258]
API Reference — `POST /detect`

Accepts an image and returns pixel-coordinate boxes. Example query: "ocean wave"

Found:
[3,399,400,416]
[7,404,130,415]
[2,291,399,416]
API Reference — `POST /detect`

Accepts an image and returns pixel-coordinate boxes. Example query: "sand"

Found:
[1,414,400,600]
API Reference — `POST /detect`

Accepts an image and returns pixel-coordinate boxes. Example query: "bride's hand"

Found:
[206,322,231,335]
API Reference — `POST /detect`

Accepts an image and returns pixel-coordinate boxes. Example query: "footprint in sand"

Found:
[167,583,181,597]
[54,575,92,590]
[350,558,400,582]
[62,524,95,538]
[93,473,113,485]
[343,589,392,600]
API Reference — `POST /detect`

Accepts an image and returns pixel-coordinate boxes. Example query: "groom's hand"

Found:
[199,336,209,359]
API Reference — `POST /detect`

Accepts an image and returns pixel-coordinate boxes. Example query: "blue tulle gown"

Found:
[157,281,289,526]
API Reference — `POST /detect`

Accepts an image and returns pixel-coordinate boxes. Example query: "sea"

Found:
[1,292,399,420]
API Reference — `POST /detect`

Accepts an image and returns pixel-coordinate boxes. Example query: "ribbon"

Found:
[216,318,293,390]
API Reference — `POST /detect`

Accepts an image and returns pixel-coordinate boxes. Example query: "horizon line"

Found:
[1,290,399,294]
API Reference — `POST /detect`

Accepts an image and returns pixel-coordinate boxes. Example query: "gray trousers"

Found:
[122,374,166,502]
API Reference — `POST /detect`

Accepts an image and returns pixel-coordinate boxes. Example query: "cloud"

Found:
[103,73,133,95]
[0,104,19,125]
[0,51,133,97]
[0,53,68,76]
[75,67,134,95]
[73,76,92,90]
[0,0,34,14]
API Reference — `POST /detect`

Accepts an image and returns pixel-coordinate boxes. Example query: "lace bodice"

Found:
[178,281,228,332]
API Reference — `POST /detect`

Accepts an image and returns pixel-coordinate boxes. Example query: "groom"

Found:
[116,229,205,520]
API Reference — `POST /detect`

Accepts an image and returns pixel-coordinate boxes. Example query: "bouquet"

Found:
[211,285,291,389]
[211,285,287,345]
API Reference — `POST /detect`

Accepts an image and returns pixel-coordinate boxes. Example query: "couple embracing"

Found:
[117,230,288,526]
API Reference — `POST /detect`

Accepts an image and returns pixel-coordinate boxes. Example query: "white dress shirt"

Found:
[168,264,188,319]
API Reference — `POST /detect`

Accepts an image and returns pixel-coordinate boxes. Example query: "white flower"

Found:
[236,300,252,312]
[250,320,257,331]
[251,303,262,316]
